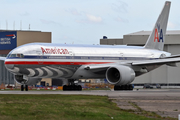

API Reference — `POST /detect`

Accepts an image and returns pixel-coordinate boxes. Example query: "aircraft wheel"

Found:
[21,85,24,91]
[66,85,70,91]
[74,85,78,91]
[114,85,117,90]
[114,85,133,91]
[114,85,119,91]
[125,85,129,90]
[69,85,73,91]
[63,85,82,91]
[25,85,28,91]
[63,85,67,91]
[129,85,133,90]
[78,85,82,91]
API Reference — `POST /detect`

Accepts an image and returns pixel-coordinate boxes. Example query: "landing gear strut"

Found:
[114,84,133,91]
[63,79,82,91]
[21,85,28,91]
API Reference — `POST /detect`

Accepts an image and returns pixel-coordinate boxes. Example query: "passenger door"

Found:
[36,51,44,64]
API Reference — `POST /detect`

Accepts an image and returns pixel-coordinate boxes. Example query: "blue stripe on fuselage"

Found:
[7,55,157,60]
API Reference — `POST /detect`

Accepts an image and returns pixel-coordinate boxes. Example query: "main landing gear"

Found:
[114,84,133,91]
[63,79,82,91]
[21,85,28,91]
[63,85,82,91]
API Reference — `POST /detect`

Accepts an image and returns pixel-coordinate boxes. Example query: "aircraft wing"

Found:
[0,57,6,61]
[85,56,180,72]
[132,57,180,66]
[84,62,133,73]
[84,64,112,73]
[166,54,180,58]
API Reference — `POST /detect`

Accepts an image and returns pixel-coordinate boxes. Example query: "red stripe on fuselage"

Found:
[4,61,113,65]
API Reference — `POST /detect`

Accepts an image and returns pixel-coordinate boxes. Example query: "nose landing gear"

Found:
[21,85,28,91]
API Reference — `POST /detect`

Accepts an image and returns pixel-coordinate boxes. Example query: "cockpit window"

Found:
[9,54,24,58]
[16,54,24,58]
[9,54,16,57]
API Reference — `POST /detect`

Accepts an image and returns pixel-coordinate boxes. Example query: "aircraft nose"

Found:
[5,64,14,69]
[4,61,14,69]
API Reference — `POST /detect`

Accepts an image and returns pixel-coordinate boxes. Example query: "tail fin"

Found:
[144,1,171,50]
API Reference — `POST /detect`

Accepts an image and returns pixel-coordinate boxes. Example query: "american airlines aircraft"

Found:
[0,1,178,91]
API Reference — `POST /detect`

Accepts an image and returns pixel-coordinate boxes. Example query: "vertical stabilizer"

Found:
[144,1,171,50]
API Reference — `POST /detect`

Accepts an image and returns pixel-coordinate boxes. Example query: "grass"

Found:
[0,94,170,120]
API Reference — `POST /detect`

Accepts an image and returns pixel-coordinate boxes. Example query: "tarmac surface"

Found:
[0,89,180,118]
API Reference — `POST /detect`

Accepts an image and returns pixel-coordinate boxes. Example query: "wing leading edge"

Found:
[84,56,180,73]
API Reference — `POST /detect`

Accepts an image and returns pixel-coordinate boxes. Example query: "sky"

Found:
[0,0,180,44]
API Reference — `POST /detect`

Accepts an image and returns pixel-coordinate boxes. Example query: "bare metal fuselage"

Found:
[4,43,171,79]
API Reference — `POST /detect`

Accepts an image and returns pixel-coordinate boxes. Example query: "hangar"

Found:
[0,30,51,86]
[100,30,180,87]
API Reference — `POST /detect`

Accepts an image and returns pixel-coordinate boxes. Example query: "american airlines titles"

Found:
[41,47,69,54]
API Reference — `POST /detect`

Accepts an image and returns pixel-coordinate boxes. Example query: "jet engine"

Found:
[14,75,42,85]
[106,65,135,85]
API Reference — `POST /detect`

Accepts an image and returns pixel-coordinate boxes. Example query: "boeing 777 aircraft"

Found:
[0,1,178,91]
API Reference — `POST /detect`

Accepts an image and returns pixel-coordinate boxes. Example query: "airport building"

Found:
[0,30,51,85]
[100,30,180,87]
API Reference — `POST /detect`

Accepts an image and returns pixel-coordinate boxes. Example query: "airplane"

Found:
[0,1,178,91]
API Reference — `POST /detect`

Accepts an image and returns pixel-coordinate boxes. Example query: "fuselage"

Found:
[4,43,171,79]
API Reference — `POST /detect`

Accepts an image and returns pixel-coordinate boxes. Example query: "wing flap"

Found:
[132,57,180,66]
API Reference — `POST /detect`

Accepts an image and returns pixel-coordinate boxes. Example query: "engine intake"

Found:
[106,65,135,85]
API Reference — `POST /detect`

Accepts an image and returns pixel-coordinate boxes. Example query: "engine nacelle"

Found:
[15,75,42,85]
[106,65,135,85]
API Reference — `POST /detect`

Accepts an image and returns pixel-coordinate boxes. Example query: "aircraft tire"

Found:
[114,85,117,90]
[69,85,73,91]
[63,85,67,91]
[129,85,133,90]
[63,85,82,91]
[74,85,78,91]
[25,85,28,91]
[21,85,24,91]
[125,85,129,90]
[78,85,82,91]
[114,85,133,91]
